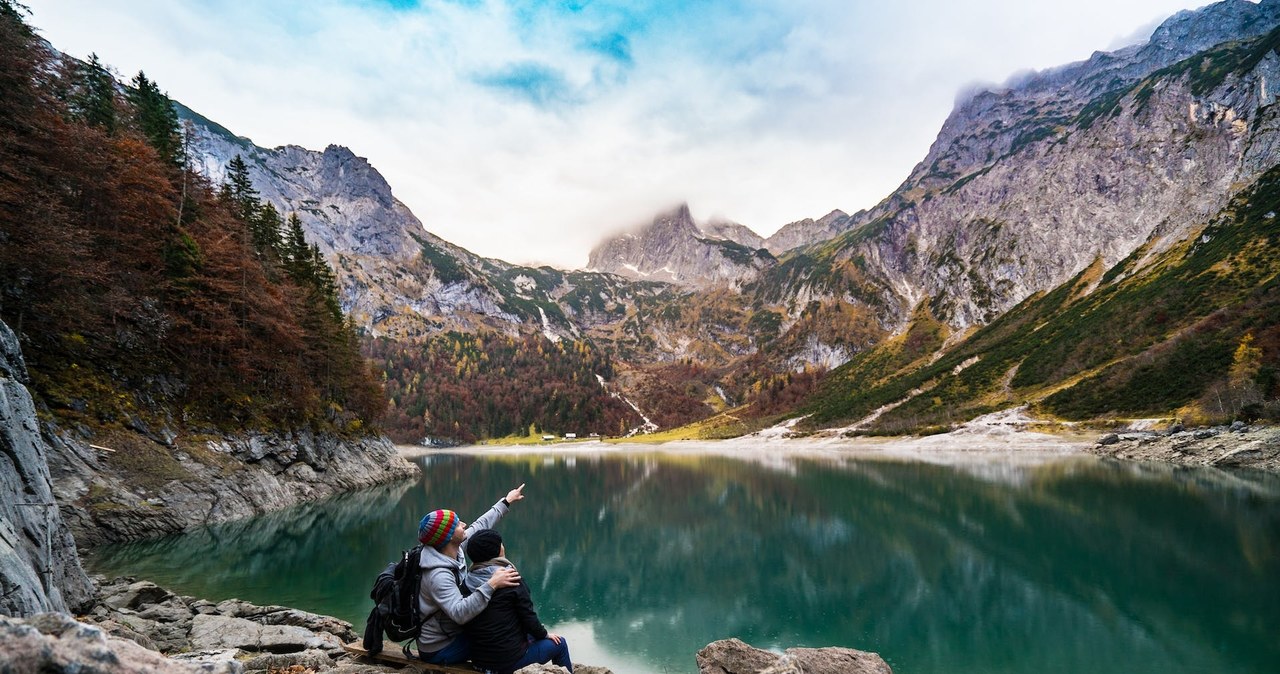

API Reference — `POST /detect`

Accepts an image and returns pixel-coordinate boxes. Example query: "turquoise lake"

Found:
[86,451,1280,674]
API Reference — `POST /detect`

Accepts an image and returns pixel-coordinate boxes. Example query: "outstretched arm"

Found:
[467,483,526,537]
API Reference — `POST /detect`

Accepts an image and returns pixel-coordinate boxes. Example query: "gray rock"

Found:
[216,601,355,642]
[138,599,196,624]
[0,319,95,617]
[514,665,572,674]
[0,613,210,673]
[169,649,246,674]
[242,648,334,671]
[49,428,419,547]
[90,616,161,651]
[104,579,177,610]
[327,663,402,674]
[1097,433,1120,446]
[191,599,221,615]
[785,646,894,674]
[189,613,320,654]
[515,665,612,674]
[697,638,786,674]
[1230,420,1247,432]
[696,638,892,674]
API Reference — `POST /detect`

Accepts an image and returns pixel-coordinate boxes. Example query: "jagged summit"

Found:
[181,117,420,262]
[703,218,766,249]
[586,204,775,287]
[817,0,1280,329]
[762,209,854,254]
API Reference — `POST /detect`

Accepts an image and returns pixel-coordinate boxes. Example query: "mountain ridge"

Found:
[171,0,1280,440]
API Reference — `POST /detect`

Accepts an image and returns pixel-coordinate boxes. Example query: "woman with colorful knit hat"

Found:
[416,483,526,665]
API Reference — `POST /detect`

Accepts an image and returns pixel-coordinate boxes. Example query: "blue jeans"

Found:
[420,634,472,665]
[507,636,572,674]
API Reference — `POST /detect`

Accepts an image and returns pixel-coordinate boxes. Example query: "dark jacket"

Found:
[464,558,548,672]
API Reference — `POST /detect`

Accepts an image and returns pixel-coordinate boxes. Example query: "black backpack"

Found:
[361,545,472,656]
[362,545,426,655]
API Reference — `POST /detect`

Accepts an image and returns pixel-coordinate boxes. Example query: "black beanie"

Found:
[468,529,503,564]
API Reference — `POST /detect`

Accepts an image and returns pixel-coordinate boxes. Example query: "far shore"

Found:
[397,411,1100,467]
[399,418,1280,474]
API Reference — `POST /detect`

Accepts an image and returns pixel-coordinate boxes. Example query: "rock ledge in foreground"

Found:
[697,637,892,674]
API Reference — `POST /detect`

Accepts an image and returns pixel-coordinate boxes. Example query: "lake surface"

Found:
[86,451,1280,674]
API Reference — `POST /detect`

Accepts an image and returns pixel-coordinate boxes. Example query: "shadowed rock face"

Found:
[0,319,94,616]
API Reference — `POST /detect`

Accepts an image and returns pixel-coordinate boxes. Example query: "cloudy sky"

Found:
[27,0,1214,268]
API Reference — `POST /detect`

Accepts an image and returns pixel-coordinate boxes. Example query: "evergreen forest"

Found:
[0,4,384,434]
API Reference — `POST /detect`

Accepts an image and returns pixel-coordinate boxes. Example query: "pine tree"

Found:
[127,70,181,167]
[251,201,283,259]
[70,53,117,132]
[225,154,258,220]
[283,213,310,281]
[310,243,342,321]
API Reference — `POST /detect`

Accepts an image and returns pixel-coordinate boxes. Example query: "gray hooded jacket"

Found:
[416,499,508,653]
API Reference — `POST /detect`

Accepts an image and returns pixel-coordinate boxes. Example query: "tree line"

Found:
[365,332,640,443]
[0,2,383,433]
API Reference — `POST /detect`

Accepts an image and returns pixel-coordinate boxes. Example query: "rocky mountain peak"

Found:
[702,218,766,249]
[587,204,775,287]
[180,113,422,263]
[1148,0,1279,54]
[902,0,1280,198]
[762,209,856,254]
[825,0,1280,330]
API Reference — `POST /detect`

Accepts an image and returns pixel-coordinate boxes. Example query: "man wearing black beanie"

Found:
[464,530,573,674]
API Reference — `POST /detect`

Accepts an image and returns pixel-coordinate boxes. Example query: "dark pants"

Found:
[505,636,572,674]
[419,634,472,665]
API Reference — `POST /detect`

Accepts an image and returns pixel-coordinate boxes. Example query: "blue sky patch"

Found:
[475,62,577,107]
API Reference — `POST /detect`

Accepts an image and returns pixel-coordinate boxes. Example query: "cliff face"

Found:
[44,425,419,548]
[824,0,1280,329]
[180,105,534,338]
[0,321,93,616]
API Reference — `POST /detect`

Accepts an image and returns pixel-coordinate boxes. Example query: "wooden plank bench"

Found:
[342,642,484,673]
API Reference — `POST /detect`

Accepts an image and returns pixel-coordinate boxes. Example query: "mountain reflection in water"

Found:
[87,453,1280,674]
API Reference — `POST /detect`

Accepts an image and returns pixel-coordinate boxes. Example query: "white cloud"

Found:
[25,0,1213,268]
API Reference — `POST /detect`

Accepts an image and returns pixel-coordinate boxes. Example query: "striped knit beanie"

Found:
[418,509,459,549]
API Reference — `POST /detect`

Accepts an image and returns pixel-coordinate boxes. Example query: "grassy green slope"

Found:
[798,165,1280,432]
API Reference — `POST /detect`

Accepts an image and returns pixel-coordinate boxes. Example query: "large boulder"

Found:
[696,638,892,674]
[0,612,239,674]
[189,613,340,654]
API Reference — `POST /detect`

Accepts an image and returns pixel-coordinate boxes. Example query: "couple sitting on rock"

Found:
[415,484,573,674]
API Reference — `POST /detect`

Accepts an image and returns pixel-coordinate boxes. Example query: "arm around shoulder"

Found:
[426,567,494,625]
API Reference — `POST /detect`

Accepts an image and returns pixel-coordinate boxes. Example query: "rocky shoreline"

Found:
[0,576,891,674]
[1088,423,1280,473]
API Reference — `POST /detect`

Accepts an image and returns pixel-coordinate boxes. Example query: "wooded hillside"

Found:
[0,3,384,433]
